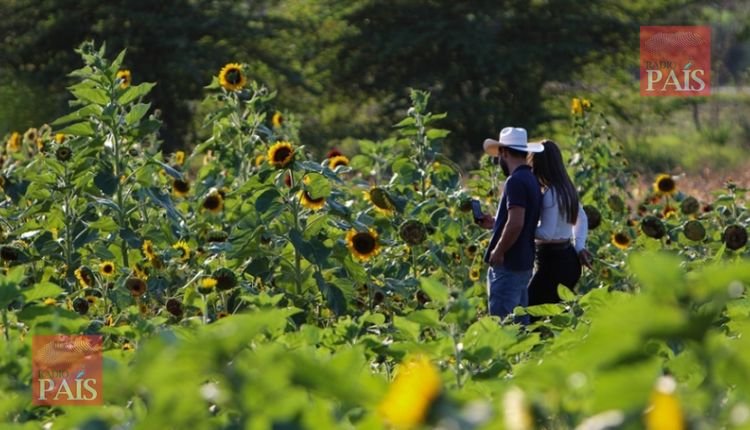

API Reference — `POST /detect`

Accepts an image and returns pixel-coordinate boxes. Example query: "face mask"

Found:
[499,155,510,177]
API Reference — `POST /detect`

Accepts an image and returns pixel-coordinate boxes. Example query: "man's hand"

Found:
[476,214,494,229]
[578,249,593,269]
[489,248,504,267]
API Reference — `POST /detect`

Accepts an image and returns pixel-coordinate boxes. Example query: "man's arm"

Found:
[488,206,525,266]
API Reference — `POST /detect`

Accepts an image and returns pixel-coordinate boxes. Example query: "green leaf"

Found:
[420,277,450,305]
[393,316,421,342]
[525,303,565,317]
[94,168,118,196]
[391,158,419,183]
[314,272,346,316]
[118,82,156,105]
[125,103,150,125]
[57,122,96,137]
[88,216,119,233]
[51,104,102,126]
[71,87,109,105]
[557,285,577,302]
[255,188,281,213]
[405,309,443,328]
[23,282,65,302]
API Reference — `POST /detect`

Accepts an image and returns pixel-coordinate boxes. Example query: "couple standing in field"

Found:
[477,127,593,324]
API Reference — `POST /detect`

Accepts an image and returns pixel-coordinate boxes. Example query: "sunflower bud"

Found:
[683,220,706,242]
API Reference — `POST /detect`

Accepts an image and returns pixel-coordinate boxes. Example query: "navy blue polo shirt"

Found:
[483,165,541,271]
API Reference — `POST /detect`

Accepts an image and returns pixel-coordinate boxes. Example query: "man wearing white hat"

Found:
[478,127,544,323]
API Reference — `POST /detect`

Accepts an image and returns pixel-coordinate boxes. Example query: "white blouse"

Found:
[535,188,588,252]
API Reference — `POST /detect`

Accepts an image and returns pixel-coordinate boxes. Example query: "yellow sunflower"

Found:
[582,98,592,110]
[43,298,57,306]
[365,187,395,215]
[54,133,66,144]
[571,97,583,115]
[132,262,149,280]
[99,261,116,277]
[202,191,224,213]
[6,132,21,152]
[611,232,631,250]
[469,267,480,282]
[267,141,294,168]
[346,228,381,261]
[645,376,684,430]
[271,111,283,128]
[172,240,191,262]
[173,150,185,167]
[299,190,326,211]
[254,154,266,167]
[198,277,218,295]
[74,266,95,287]
[116,70,131,89]
[378,355,442,429]
[172,178,191,198]
[218,63,246,91]
[329,155,350,170]
[142,240,156,261]
[653,174,677,196]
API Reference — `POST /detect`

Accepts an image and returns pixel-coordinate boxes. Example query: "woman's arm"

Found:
[573,204,588,251]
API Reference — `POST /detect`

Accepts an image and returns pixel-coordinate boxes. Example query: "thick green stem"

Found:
[111,127,129,269]
[2,309,9,342]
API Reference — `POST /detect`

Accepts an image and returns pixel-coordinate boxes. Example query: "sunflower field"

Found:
[1,42,750,430]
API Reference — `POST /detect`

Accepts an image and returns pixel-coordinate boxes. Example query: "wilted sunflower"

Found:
[99,261,116,277]
[653,174,677,195]
[172,179,190,198]
[23,128,38,143]
[0,245,21,262]
[346,228,381,261]
[298,190,326,211]
[142,240,156,261]
[116,69,132,89]
[271,111,283,128]
[680,196,699,215]
[662,205,677,219]
[378,355,442,429]
[329,155,350,170]
[724,224,748,250]
[213,268,238,291]
[641,216,666,239]
[683,220,706,242]
[55,146,72,162]
[611,232,631,250]
[36,138,46,153]
[6,132,21,152]
[172,240,191,262]
[583,205,601,230]
[74,266,95,287]
[166,298,183,318]
[399,220,427,246]
[469,267,480,282]
[202,191,224,213]
[72,297,89,315]
[365,187,395,215]
[267,141,294,168]
[198,277,218,295]
[218,63,246,91]
[125,277,147,297]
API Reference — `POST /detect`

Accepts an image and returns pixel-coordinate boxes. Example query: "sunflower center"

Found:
[657,178,675,192]
[353,233,376,254]
[104,265,114,274]
[204,195,221,210]
[225,69,242,85]
[174,180,190,193]
[614,233,629,245]
[273,147,292,163]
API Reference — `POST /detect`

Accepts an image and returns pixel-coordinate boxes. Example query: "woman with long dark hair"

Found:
[529,140,592,305]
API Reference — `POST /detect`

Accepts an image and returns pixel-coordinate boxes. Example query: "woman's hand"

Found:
[578,249,594,269]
